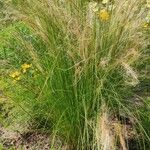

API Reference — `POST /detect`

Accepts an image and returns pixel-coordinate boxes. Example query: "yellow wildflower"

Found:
[9,71,21,82]
[21,63,32,70]
[15,76,21,81]
[21,63,32,73]
[99,9,110,21]
[9,71,20,78]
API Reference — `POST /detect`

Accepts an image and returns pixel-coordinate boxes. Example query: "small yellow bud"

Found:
[9,71,20,78]
[99,9,110,21]
[21,63,32,73]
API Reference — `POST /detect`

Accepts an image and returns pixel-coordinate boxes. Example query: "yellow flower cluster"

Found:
[99,9,110,21]
[9,71,21,81]
[21,63,32,73]
[9,63,32,82]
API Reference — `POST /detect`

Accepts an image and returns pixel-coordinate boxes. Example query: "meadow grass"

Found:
[1,0,150,149]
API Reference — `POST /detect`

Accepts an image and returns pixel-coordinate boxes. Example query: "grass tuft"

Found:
[1,0,149,149]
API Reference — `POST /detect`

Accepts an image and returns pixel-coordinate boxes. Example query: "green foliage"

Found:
[0,0,150,149]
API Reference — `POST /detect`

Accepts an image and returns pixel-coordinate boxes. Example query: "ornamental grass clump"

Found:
[8,0,149,149]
